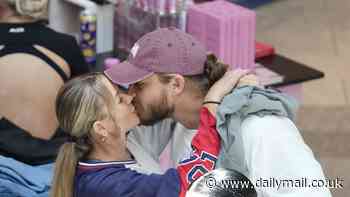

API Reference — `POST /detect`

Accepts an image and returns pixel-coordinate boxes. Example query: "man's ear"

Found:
[168,74,186,96]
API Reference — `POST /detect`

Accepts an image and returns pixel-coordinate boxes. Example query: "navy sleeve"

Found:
[111,169,182,197]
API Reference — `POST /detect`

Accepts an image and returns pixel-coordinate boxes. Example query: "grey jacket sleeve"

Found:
[127,118,177,161]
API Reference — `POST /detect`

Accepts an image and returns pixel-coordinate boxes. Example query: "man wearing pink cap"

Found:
[105,28,331,197]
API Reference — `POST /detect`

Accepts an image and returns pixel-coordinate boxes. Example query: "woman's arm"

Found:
[102,107,220,197]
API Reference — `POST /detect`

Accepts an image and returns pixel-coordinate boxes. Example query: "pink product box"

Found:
[214,0,256,69]
[104,58,120,70]
[187,0,256,69]
[187,5,227,60]
[187,9,223,64]
[237,9,256,69]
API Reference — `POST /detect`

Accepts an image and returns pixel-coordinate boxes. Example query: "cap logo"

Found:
[130,43,140,58]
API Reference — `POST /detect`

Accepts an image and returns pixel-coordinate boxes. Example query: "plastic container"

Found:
[80,9,97,64]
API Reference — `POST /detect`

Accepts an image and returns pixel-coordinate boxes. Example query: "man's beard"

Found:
[135,92,174,125]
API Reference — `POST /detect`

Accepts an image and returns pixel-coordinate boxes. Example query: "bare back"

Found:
[0,45,71,139]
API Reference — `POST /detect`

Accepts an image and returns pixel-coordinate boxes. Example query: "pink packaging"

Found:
[187,0,256,69]
[104,58,120,70]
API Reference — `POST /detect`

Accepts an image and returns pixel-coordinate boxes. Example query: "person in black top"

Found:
[0,0,89,165]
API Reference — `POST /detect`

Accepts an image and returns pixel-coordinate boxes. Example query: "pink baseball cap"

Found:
[104,27,207,86]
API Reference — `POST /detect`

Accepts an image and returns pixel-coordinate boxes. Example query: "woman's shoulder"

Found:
[75,162,145,196]
[75,162,180,197]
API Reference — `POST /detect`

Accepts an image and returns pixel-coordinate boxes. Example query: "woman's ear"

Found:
[168,74,186,96]
[92,120,108,140]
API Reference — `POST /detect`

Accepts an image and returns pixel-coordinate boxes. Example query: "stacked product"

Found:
[187,0,256,69]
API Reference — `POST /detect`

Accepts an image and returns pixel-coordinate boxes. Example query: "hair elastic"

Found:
[67,135,78,143]
[203,101,221,105]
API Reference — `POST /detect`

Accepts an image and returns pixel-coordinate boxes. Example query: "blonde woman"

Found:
[51,70,249,197]
[0,0,88,165]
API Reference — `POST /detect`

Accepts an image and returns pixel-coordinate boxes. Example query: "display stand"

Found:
[49,0,114,53]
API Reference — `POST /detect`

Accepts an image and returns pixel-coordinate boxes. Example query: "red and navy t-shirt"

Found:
[75,107,220,197]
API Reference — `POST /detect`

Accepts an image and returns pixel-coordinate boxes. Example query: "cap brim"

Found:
[104,61,153,86]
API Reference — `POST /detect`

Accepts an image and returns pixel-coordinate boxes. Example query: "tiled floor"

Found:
[255,1,349,196]
[297,106,349,197]
[255,0,350,106]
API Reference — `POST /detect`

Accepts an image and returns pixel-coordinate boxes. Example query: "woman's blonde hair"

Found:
[51,72,115,197]
[6,0,48,19]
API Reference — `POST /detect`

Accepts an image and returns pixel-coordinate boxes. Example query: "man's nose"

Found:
[127,85,136,95]
[120,93,134,104]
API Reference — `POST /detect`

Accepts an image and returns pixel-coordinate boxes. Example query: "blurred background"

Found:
[255,1,349,197]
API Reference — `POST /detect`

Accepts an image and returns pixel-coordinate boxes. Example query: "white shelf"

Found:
[49,0,114,53]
